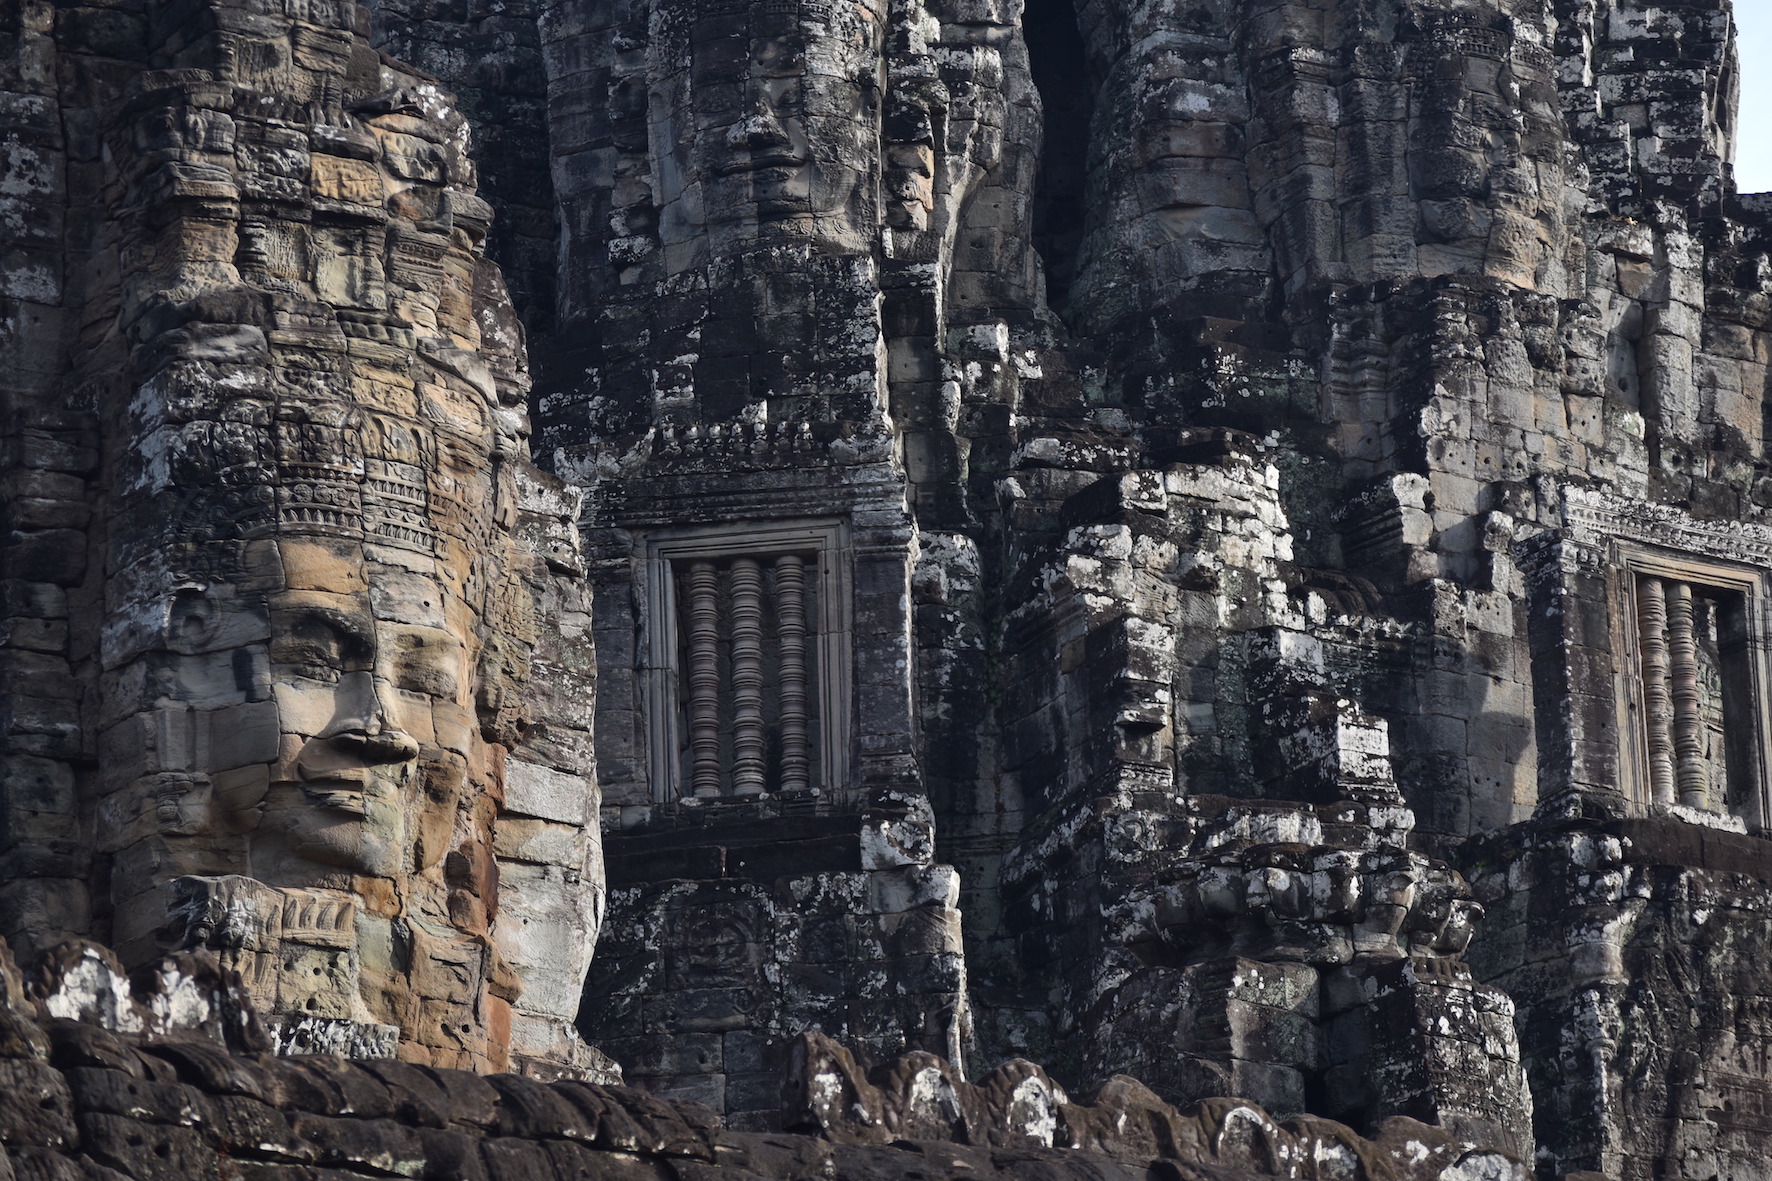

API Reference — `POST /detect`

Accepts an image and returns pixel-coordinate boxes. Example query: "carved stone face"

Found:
[255,574,472,883]
[883,92,935,231]
[1066,4,1271,337]
[714,34,819,218]
[678,2,882,251]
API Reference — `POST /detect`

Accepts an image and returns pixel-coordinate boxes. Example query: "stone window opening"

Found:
[1621,550,1772,827]
[640,522,851,802]
[677,553,821,796]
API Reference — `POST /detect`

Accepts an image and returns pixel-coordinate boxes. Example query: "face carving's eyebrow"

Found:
[282,606,377,656]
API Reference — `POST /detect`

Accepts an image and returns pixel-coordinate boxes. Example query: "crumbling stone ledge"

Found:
[0,937,1522,1180]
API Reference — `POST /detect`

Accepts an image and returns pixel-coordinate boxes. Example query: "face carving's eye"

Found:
[271,611,374,683]
[392,634,463,700]
[753,39,805,75]
[289,657,343,685]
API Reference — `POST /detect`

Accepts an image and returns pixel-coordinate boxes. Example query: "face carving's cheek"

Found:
[273,672,379,782]
[432,697,477,759]
[415,752,470,871]
[391,632,466,702]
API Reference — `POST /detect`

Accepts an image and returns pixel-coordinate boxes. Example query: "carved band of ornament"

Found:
[730,558,767,796]
[392,244,450,271]
[1433,28,1509,60]
[691,0,835,20]
[282,508,359,530]
[1665,581,1710,810]
[1637,575,1677,808]
[365,477,427,506]
[283,460,360,479]
[1251,48,1332,88]
[651,421,821,462]
[1564,488,1772,572]
[1514,42,1553,73]
[280,893,355,941]
[687,560,723,797]
[776,554,811,793]
[367,522,436,550]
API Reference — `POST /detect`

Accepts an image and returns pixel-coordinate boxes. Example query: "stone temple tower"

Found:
[9,0,1772,1175]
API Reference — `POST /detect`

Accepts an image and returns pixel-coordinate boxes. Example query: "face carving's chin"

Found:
[259,777,406,879]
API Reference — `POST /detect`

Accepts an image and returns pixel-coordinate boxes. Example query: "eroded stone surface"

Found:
[0,0,602,1077]
[9,0,1772,1173]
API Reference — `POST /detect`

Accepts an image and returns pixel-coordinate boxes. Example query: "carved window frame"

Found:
[1614,542,1772,829]
[637,520,852,803]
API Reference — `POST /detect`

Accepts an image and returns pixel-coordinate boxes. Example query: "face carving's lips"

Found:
[298,774,371,814]
[719,151,808,176]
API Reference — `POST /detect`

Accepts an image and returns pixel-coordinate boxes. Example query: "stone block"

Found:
[863,866,960,915]
[194,701,278,771]
[2,530,86,585]
[1227,1060,1305,1116]
[602,1034,722,1078]
[503,760,593,826]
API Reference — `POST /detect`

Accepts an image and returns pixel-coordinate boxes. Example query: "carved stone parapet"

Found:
[168,875,398,1057]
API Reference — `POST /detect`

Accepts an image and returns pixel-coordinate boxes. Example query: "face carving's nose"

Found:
[348,726,422,763]
[727,101,794,151]
[329,709,422,764]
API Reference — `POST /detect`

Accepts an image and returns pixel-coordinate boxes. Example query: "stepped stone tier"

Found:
[6,0,1772,1174]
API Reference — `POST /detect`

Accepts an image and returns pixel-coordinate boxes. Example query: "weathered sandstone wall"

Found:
[9,0,1772,1175]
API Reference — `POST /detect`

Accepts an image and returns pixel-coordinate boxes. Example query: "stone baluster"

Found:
[1637,575,1676,808]
[1666,580,1708,809]
[776,554,810,792]
[730,557,766,794]
[687,561,722,797]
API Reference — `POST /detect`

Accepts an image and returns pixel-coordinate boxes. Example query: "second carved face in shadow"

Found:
[684,2,881,250]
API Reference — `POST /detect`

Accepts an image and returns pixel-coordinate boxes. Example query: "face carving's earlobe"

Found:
[413,755,465,873]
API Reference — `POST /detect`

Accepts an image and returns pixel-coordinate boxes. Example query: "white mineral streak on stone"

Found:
[1007,1075,1059,1147]
[142,962,221,1032]
[1441,1152,1529,1181]
[1658,802,1746,833]
[908,1065,963,1125]
[270,1015,401,1059]
[41,951,145,1034]
[810,1068,845,1115]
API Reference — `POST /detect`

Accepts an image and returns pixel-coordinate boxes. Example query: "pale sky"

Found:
[1737,4,1772,191]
